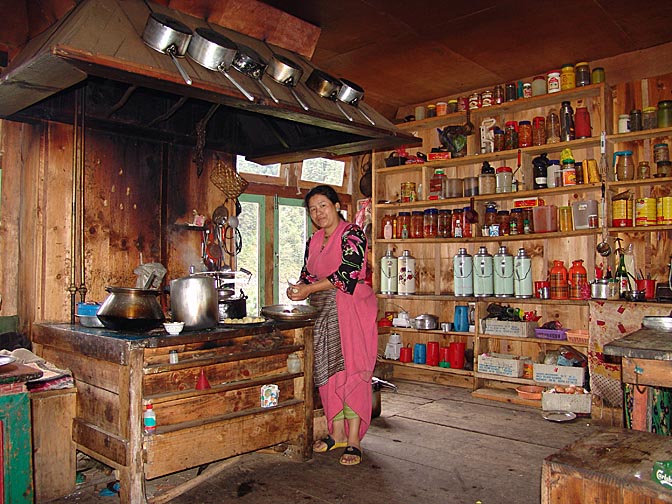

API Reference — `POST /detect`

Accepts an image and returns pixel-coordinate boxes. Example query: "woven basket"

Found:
[210,160,249,198]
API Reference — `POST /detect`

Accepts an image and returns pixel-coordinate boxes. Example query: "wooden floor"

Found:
[46,381,598,503]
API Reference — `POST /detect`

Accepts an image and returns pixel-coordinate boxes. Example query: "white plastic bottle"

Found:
[143,403,157,435]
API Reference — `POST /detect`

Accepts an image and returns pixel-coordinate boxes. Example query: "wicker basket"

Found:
[566,329,589,345]
[210,159,249,198]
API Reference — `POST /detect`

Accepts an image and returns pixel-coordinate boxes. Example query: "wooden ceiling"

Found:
[2,0,672,120]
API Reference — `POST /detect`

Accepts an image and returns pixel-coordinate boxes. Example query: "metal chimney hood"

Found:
[0,0,418,163]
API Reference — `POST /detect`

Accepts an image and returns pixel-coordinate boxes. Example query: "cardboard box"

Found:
[542,390,592,414]
[513,197,545,208]
[477,353,529,377]
[533,364,585,386]
[481,319,537,338]
[428,152,452,161]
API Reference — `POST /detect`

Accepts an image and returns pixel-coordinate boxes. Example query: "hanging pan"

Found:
[336,79,376,125]
[306,69,353,121]
[142,12,193,85]
[231,45,279,104]
[265,54,310,111]
[187,28,254,101]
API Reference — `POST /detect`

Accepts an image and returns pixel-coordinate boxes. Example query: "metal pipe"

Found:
[78,89,87,302]
[68,90,79,323]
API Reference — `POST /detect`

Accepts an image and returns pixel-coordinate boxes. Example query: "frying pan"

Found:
[337,79,375,125]
[142,13,193,85]
[187,28,254,101]
[266,54,310,111]
[306,69,353,121]
[231,45,279,104]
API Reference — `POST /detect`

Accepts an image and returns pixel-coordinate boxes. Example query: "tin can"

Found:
[493,85,504,104]
[436,101,448,116]
[457,97,468,112]
[612,199,633,227]
[400,182,416,203]
[481,90,493,107]
[522,82,533,98]
[635,198,656,226]
[657,196,672,225]
[468,93,481,109]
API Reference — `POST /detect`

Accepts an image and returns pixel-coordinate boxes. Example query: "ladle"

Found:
[596,182,612,256]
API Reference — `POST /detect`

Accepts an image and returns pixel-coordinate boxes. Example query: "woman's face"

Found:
[308,194,340,231]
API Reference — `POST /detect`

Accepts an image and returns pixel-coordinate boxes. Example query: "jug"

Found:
[413,343,426,364]
[453,248,473,296]
[380,249,398,294]
[613,150,634,181]
[493,246,514,297]
[514,248,533,298]
[397,250,416,295]
[454,305,470,332]
[473,246,494,297]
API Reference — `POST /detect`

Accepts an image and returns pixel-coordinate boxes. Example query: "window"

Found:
[276,197,309,304]
[236,195,265,315]
[300,158,345,186]
[236,155,281,177]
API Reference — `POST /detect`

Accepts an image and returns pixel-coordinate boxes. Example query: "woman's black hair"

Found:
[304,185,344,219]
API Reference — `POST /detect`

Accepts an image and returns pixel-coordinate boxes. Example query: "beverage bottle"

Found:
[615,251,629,298]
[143,404,157,435]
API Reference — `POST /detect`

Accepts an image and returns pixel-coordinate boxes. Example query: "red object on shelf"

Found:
[196,369,211,390]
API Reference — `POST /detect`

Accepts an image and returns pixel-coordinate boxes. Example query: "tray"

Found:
[543,410,577,422]
[261,304,318,321]
[642,316,672,332]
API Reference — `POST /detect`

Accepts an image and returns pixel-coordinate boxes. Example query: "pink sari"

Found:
[305,219,378,440]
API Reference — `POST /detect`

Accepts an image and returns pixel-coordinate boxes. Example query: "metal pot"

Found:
[336,78,375,125]
[266,54,309,110]
[413,314,439,330]
[590,279,609,300]
[141,12,193,85]
[231,45,279,103]
[170,276,219,330]
[218,293,247,321]
[306,69,354,121]
[97,287,165,332]
[371,377,397,418]
[187,28,254,101]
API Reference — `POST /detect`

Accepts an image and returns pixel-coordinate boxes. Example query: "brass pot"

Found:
[97,287,164,332]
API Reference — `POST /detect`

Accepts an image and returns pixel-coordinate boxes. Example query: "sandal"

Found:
[339,446,362,466]
[313,435,347,453]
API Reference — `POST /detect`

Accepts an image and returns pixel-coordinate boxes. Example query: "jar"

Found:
[410,211,424,238]
[397,211,411,239]
[561,159,576,186]
[531,75,546,96]
[618,114,630,133]
[504,121,518,150]
[479,172,496,195]
[287,353,301,373]
[574,161,584,184]
[658,160,672,177]
[575,62,591,86]
[445,99,457,113]
[518,120,532,148]
[550,260,569,300]
[496,166,513,193]
[493,85,505,105]
[505,83,517,101]
[637,161,651,179]
[464,176,479,197]
[484,203,498,229]
[436,101,448,116]
[496,210,511,236]
[481,91,493,107]
[643,107,658,130]
[654,143,670,163]
[426,104,437,118]
[629,109,642,132]
[463,207,479,238]
[493,128,505,152]
[522,82,532,98]
[401,181,416,202]
[438,209,452,238]
[510,208,524,235]
[457,97,468,112]
[560,64,576,90]
[592,67,606,83]
[381,214,394,239]
[614,150,634,181]
[559,206,573,231]
[423,208,438,238]
[468,93,481,109]
[452,209,464,238]
[559,101,575,142]
[532,116,546,146]
[522,208,534,233]
[658,101,672,128]
[547,71,561,93]
[546,109,561,143]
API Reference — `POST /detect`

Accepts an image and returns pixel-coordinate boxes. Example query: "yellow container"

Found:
[559,206,573,232]
[658,196,672,225]
[635,198,656,226]
[612,199,632,227]
[560,64,576,90]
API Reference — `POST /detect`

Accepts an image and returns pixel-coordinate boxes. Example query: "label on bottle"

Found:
[144,410,157,435]
[535,176,547,186]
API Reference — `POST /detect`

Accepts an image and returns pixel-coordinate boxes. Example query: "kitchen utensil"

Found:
[371,377,397,418]
[212,204,228,226]
[97,287,165,332]
[336,79,375,125]
[642,316,672,331]
[266,54,310,110]
[543,411,577,422]
[186,28,254,101]
[516,385,544,400]
[169,276,219,330]
[454,305,469,332]
[413,314,438,330]
[261,304,318,321]
[142,12,193,85]
[624,289,645,302]
[0,356,16,367]
[218,291,248,321]
[231,45,279,103]
[596,182,612,257]
[413,343,426,364]
[306,69,353,121]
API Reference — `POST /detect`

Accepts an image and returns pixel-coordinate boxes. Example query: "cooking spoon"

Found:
[596,182,611,256]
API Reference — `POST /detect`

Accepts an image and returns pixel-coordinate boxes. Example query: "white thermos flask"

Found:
[493,246,514,297]
[453,248,473,296]
[380,249,398,294]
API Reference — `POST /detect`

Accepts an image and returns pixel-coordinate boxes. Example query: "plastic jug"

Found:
[613,150,634,181]
[454,305,470,332]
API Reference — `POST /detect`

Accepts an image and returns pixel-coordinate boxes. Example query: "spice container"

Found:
[493,127,505,152]
[505,83,517,101]
[397,211,411,239]
[493,85,505,105]
[629,109,642,132]
[658,100,672,128]
[522,208,534,233]
[438,209,452,237]
[445,178,463,198]
[547,70,561,93]
[522,82,532,98]
[518,120,532,148]
[546,109,561,143]
[496,166,513,193]
[618,114,630,133]
[654,143,670,163]
[496,210,511,236]
[532,75,546,96]
[423,208,438,238]
[401,181,416,202]
[575,62,591,86]
[560,64,576,90]
[410,211,424,238]
[532,116,546,146]
[447,99,458,113]
[643,107,658,130]
[562,159,576,186]
[426,104,437,118]
[504,121,518,150]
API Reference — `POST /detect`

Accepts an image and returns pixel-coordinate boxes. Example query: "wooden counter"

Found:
[33,321,314,503]
[604,328,672,388]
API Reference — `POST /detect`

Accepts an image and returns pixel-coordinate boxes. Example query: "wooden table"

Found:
[542,428,672,503]
[33,321,314,504]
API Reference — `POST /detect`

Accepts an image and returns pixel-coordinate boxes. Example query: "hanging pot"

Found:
[231,45,279,103]
[97,287,165,332]
[336,79,375,125]
[306,69,353,121]
[266,54,310,111]
[142,12,193,85]
[187,28,254,101]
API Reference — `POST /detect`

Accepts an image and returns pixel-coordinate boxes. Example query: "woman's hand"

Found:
[287,282,309,301]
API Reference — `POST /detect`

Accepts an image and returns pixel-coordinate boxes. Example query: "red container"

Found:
[426,341,440,366]
[550,260,569,300]
[399,346,412,363]
[449,342,466,369]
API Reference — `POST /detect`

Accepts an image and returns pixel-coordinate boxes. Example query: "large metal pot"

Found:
[142,12,193,85]
[170,276,219,330]
[187,28,254,101]
[97,287,165,332]
[266,54,309,110]
[232,45,279,103]
[336,78,375,125]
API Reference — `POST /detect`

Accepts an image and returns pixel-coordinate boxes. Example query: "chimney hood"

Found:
[0,0,419,164]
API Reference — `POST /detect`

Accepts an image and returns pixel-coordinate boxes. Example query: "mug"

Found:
[399,346,412,363]
[636,279,656,300]
[454,305,469,332]
[413,343,426,364]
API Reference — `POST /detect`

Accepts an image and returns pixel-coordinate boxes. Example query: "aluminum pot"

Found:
[336,78,375,125]
[266,54,309,110]
[413,314,439,330]
[97,287,164,332]
[306,69,340,98]
[142,12,193,85]
[170,276,219,330]
[231,45,279,103]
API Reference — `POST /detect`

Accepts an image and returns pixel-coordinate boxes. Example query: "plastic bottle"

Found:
[143,404,157,435]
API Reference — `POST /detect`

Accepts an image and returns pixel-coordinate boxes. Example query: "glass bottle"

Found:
[438,209,452,237]
[504,121,518,150]
[518,120,532,148]
[532,116,546,146]
[496,210,510,236]
[575,62,591,86]
[637,161,651,179]
[397,211,411,239]
[452,209,464,238]
[493,127,505,152]
[615,249,629,298]
[423,208,438,238]
[546,109,561,143]
[410,211,424,238]
[532,153,549,189]
[559,101,575,141]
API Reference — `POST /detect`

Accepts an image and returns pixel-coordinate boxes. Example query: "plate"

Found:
[0,356,16,367]
[543,411,577,422]
[261,304,318,321]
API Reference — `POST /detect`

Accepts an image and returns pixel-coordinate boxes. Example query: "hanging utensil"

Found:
[596,182,612,256]
[336,79,375,125]
[142,13,193,85]
[212,204,229,226]
[306,69,353,121]
[231,45,279,103]
[265,54,310,111]
[186,28,254,101]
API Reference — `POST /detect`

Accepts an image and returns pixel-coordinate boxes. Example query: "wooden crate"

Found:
[542,428,672,503]
[30,388,77,501]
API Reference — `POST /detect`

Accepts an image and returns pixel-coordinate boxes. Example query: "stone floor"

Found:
[45,381,597,503]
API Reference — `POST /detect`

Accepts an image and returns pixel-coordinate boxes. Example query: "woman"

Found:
[287,185,378,466]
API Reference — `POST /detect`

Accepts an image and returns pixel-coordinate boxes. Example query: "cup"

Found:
[426,341,440,366]
[441,322,452,332]
[413,343,426,364]
[399,346,412,363]
[454,306,469,332]
[636,279,656,300]
[449,342,466,369]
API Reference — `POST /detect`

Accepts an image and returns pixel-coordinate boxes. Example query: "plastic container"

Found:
[532,205,558,233]
[518,120,532,147]
[464,176,479,197]
[658,100,672,128]
[496,166,513,193]
[144,404,157,435]
[396,211,411,239]
[614,150,634,181]
[654,143,670,163]
[560,64,576,90]
[571,200,598,229]
[445,178,463,198]
[532,75,546,96]
[547,71,561,93]
[429,169,447,199]
[558,206,573,232]
[575,62,591,86]
[546,159,561,188]
[423,208,438,237]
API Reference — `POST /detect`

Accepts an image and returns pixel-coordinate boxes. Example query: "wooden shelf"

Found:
[608,224,672,233]
[381,358,474,377]
[377,293,589,305]
[473,372,534,385]
[606,126,672,143]
[606,176,672,190]
[376,228,600,245]
[390,326,474,337]
[395,111,466,131]
[479,333,588,348]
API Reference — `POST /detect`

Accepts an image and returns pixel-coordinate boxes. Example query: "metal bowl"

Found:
[261,304,318,321]
[642,316,672,332]
[413,314,438,330]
